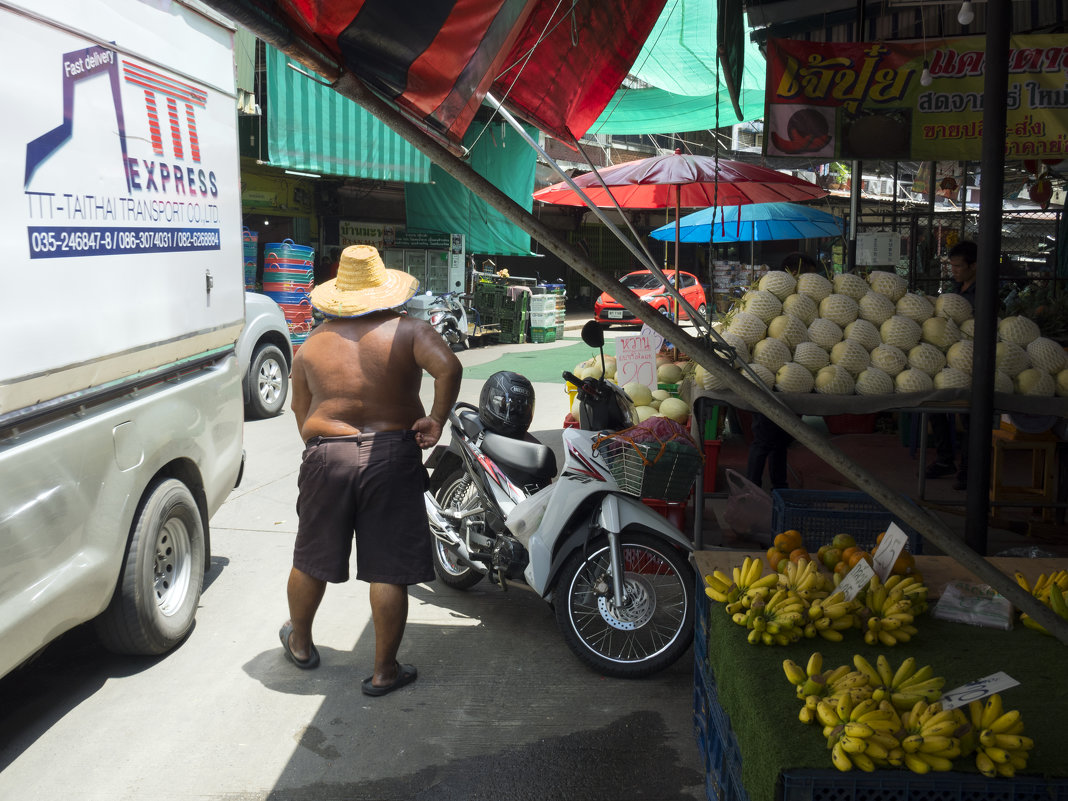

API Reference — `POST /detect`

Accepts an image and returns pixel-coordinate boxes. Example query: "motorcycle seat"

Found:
[482,431,558,486]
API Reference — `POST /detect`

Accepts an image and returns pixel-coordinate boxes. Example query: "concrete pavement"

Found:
[0,329,706,801]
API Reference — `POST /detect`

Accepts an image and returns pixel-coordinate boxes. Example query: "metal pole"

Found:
[965,0,1012,554]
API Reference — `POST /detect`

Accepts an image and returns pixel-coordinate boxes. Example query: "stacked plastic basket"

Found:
[242,228,258,290]
[262,239,315,351]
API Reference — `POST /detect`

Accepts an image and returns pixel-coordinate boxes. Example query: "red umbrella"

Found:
[531,149,827,209]
[532,149,826,322]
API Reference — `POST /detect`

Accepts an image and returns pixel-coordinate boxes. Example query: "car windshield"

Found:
[620,272,673,290]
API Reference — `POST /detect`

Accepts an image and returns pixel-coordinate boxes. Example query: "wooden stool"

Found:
[989,427,1058,523]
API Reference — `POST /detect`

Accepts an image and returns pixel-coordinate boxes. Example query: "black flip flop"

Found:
[279,622,320,670]
[361,663,417,696]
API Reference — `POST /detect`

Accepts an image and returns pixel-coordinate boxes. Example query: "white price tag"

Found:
[939,672,1020,710]
[838,558,875,601]
[871,523,908,581]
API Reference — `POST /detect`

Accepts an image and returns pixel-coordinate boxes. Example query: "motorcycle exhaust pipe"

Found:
[424,492,486,574]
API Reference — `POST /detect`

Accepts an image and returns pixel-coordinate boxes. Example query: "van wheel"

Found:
[247,343,289,418]
[95,479,205,655]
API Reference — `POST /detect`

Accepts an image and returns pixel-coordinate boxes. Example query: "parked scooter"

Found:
[423,321,696,678]
[405,290,470,349]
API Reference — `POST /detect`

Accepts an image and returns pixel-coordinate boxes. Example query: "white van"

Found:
[0,0,245,677]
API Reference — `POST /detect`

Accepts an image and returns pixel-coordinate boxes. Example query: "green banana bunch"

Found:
[899,700,963,773]
[967,694,1032,778]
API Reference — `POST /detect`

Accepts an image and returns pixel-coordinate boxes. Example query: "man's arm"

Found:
[411,321,462,449]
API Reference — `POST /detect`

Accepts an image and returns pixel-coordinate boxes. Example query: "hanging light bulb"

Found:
[920,61,933,87]
[958,1,975,26]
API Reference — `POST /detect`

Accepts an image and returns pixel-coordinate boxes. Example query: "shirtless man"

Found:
[278,245,461,696]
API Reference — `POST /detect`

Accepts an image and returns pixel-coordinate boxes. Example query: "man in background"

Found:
[925,240,978,490]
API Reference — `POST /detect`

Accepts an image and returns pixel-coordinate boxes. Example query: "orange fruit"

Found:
[840,546,859,563]
[875,531,887,546]
[848,550,873,568]
[820,547,842,571]
[891,550,916,576]
[832,533,856,550]
[834,560,851,575]
[766,548,786,570]
[789,548,810,564]
[774,530,803,553]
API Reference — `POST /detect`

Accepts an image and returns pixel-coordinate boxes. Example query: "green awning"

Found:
[589,0,766,134]
[404,122,537,256]
[265,44,430,182]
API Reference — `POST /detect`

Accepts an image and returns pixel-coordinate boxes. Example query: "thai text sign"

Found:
[764,36,1068,162]
[615,334,658,391]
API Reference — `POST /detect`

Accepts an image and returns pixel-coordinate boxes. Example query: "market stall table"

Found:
[683,383,1068,525]
[691,550,1068,801]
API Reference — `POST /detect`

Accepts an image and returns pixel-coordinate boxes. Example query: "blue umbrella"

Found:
[649,201,844,243]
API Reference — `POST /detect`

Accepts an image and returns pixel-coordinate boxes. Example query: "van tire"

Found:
[95,478,205,655]
[246,343,289,419]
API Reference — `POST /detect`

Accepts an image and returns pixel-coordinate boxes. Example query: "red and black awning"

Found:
[204,0,665,142]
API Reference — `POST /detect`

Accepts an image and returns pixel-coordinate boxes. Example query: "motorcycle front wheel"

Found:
[553,531,694,679]
[431,468,485,589]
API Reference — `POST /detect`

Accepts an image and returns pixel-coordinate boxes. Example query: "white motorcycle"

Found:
[423,322,696,678]
[405,290,470,349]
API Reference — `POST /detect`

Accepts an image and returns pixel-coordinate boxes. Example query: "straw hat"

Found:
[309,245,419,317]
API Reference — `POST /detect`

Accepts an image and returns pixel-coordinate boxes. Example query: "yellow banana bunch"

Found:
[967,694,1032,777]
[732,587,807,645]
[704,556,778,604]
[851,654,945,711]
[899,700,963,773]
[779,558,831,599]
[1014,569,1068,604]
[807,590,858,641]
[820,694,904,772]
[1019,580,1068,635]
[884,574,930,615]
[856,576,920,647]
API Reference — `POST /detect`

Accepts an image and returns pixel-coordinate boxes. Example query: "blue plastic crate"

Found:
[779,769,1068,801]
[771,489,923,554]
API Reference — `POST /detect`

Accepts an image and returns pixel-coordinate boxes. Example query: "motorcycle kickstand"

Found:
[606,530,627,607]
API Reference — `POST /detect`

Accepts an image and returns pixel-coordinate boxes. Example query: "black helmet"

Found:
[479,371,535,438]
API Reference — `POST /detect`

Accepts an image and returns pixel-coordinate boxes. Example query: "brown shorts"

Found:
[293,430,435,585]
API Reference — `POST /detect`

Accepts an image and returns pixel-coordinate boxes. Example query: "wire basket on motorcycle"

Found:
[593,424,702,503]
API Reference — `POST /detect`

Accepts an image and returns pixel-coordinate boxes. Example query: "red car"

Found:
[594,270,707,326]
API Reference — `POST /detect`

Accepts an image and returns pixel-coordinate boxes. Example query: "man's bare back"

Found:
[290,311,462,449]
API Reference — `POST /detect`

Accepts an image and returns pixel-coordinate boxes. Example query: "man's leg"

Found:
[926,414,956,477]
[746,413,775,487]
[286,566,326,660]
[368,582,408,687]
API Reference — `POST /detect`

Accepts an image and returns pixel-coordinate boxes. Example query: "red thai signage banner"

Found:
[764,36,1068,162]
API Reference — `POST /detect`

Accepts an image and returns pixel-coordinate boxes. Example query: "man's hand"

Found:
[412,415,444,449]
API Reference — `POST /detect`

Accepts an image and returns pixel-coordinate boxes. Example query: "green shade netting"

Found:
[589,0,766,135]
[265,44,431,183]
[405,122,537,256]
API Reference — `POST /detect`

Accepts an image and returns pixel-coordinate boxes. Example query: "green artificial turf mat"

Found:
[698,591,1068,801]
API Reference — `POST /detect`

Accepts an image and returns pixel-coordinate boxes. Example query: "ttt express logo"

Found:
[25,44,217,199]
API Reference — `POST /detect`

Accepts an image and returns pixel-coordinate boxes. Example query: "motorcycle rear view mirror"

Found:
[581,320,607,377]
[581,320,604,349]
